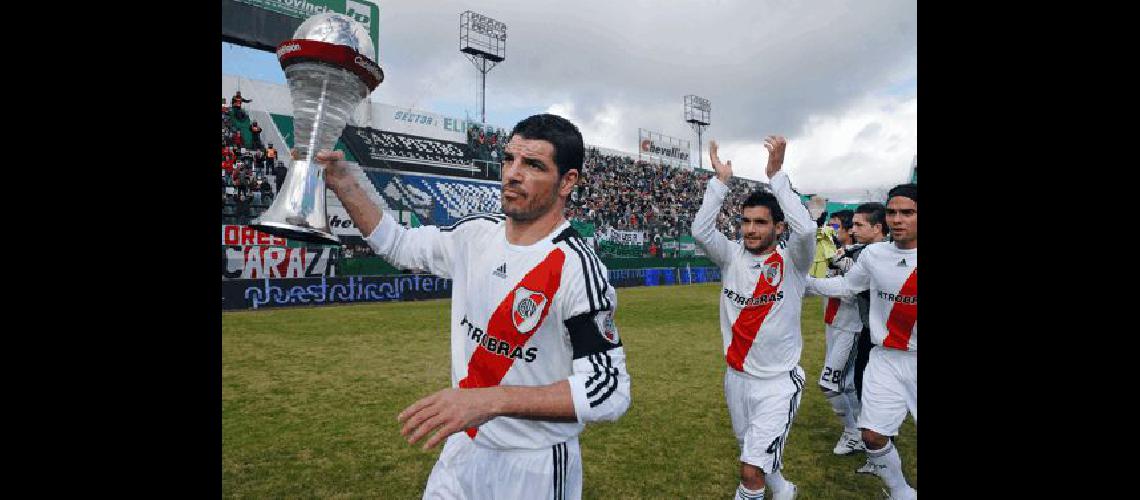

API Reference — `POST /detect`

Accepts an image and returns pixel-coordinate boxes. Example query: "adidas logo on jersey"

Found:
[492,262,507,278]
[898,258,907,267]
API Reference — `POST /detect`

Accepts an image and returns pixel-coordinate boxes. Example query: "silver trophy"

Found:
[250,13,384,246]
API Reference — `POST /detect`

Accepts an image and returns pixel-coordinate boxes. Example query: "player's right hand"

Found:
[709,140,733,184]
[314,149,353,192]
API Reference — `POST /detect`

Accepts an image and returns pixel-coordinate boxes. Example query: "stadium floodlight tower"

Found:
[684,95,711,169]
[460,10,506,125]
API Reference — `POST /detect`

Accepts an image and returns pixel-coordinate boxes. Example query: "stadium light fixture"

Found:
[460,11,506,125]
[684,95,711,170]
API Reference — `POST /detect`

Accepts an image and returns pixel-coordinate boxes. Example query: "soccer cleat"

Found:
[856,459,882,476]
[770,482,797,500]
[833,430,866,455]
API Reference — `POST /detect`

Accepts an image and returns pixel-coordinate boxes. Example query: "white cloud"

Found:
[225,0,917,195]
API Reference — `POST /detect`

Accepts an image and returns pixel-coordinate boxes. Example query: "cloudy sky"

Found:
[223,0,916,198]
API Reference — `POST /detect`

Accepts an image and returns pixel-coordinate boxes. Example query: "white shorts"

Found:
[724,366,805,473]
[423,433,582,500]
[857,346,917,437]
[820,325,860,393]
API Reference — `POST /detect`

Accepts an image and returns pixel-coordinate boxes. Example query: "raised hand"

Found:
[313,149,352,191]
[709,140,733,184]
[763,136,787,180]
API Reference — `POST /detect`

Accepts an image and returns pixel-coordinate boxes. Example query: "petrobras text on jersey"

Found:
[460,315,539,362]
[877,290,918,304]
[723,287,785,308]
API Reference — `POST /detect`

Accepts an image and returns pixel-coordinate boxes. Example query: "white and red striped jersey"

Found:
[691,172,817,377]
[822,296,862,333]
[807,242,917,351]
[366,213,630,450]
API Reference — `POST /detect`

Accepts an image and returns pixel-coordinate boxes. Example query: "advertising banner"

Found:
[231,0,381,61]
[638,128,692,168]
[222,246,338,279]
[222,274,453,310]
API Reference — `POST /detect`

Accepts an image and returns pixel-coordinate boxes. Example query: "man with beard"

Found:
[691,137,815,500]
[807,185,918,500]
[315,114,630,500]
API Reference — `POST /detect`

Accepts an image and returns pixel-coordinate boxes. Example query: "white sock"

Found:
[735,483,764,500]
[826,391,857,430]
[866,440,910,494]
[765,470,790,492]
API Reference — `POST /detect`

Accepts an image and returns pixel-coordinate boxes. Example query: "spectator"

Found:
[265,143,277,171]
[250,121,263,150]
[274,161,288,193]
[232,166,245,199]
[252,148,265,176]
[260,176,274,202]
[231,91,252,120]
[235,192,250,223]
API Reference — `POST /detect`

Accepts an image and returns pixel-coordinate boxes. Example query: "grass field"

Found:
[223,283,917,498]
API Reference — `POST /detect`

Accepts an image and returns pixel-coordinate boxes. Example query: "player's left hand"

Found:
[398,388,497,450]
[763,135,787,179]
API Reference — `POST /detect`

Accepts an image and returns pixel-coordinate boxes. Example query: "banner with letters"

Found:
[230,0,381,61]
[222,246,338,279]
[375,103,470,143]
[222,274,453,310]
[599,228,646,246]
[638,128,692,169]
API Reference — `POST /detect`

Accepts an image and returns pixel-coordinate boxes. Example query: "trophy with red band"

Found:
[251,13,384,246]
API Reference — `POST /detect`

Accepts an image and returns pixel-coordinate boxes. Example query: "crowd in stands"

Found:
[566,147,762,256]
[467,123,507,164]
[219,98,760,261]
[221,91,285,225]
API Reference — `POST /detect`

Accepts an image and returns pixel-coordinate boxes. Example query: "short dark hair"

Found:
[830,209,854,230]
[741,189,785,223]
[887,183,917,205]
[855,202,888,236]
[508,114,585,176]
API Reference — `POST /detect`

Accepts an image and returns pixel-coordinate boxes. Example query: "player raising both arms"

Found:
[691,136,816,500]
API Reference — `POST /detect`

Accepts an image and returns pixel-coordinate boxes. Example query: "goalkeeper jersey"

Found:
[366,213,630,450]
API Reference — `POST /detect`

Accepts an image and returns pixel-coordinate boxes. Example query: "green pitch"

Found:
[223,283,917,498]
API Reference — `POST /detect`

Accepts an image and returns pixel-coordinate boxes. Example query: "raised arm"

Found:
[764,136,816,273]
[690,140,739,267]
[319,149,455,277]
[321,149,382,234]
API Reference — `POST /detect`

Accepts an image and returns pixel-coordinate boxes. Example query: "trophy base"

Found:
[249,220,341,246]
